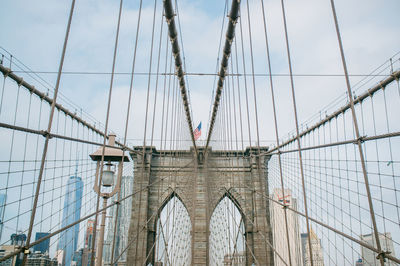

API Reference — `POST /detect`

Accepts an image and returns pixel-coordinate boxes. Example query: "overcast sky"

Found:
[1,0,399,148]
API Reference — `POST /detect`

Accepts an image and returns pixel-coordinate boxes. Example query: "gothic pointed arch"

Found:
[209,191,247,266]
[154,192,192,265]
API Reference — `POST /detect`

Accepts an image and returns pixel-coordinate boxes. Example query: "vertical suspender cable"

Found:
[245,0,260,148]
[238,14,252,151]
[205,0,240,150]
[90,0,124,265]
[134,0,158,264]
[110,0,144,263]
[245,0,275,263]
[163,0,197,156]
[233,40,245,151]
[150,11,165,147]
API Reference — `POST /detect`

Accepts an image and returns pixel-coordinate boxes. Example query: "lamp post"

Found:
[90,134,129,266]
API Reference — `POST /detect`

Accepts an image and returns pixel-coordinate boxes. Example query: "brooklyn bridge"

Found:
[0,0,399,265]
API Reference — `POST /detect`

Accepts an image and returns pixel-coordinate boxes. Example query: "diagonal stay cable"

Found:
[21,0,76,264]
[0,64,134,153]
[163,0,197,156]
[329,0,384,264]
[206,0,240,150]
[264,71,400,155]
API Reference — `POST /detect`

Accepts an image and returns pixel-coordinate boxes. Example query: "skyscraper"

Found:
[27,252,58,266]
[360,232,396,266]
[57,175,83,266]
[301,228,325,266]
[71,248,83,266]
[80,220,95,266]
[33,232,50,254]
[10,233,26,246]
[84,220,94,251]
[103,176,133,265]
[271,188,303,266]
[7,233,26,266]
[0,194,6,241]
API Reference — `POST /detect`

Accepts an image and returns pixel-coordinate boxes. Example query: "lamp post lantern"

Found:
[89,134,129,266]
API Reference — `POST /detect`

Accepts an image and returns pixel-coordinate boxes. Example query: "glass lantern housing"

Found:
[102,163,115,187]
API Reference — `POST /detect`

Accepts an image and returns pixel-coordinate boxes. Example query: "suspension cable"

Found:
[205,0,240,149]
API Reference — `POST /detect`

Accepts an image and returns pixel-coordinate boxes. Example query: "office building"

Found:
[78,220,95,266]
[10,234,26,247]
[27,252,57,266]
[301,228,324,266]
[71,249,83,266]
[33,233,50,255]
[361,232,396,266]
[54,250,63,266]
[84,220,94,251]
[103,176,133,265]
[57,175,83,266]
[80,248,93,266]
[271,189,303,266]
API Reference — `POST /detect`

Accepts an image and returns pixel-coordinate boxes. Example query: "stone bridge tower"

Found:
[126,146,274,266]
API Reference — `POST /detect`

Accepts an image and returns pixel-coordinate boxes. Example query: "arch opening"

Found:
[154,194,191,265]
[209,195,246,266]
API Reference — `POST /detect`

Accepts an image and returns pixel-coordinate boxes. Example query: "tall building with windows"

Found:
[71,248,83,266]
[33,232,50,254]
[84,220,94,251]
[10,234,26,247]
[78,220,95,266]
[360,232,396,266]
[271,189,303,266]
[103,176,133,265]
[27,252,58,266]
[301,228,325,266]
[57,175,83,266]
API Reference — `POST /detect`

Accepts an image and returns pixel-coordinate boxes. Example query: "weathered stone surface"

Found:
[126,146,274,266]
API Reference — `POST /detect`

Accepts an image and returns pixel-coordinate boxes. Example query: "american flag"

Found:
[194,122,201,141]
[278,194,291,205]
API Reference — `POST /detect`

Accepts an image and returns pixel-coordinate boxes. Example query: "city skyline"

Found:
[57,175,83,266]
